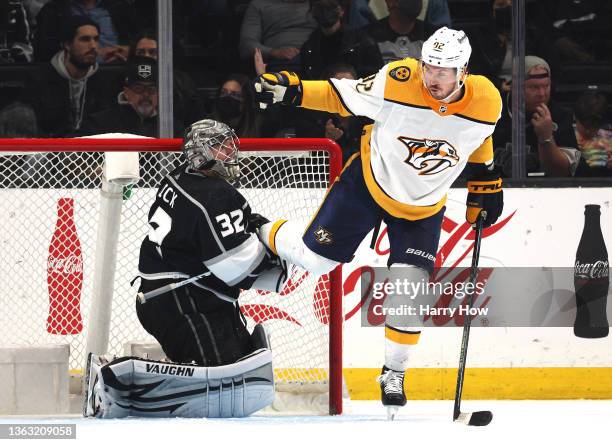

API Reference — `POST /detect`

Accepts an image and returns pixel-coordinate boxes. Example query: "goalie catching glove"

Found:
[253,71,303,109]
[465,166,503,228]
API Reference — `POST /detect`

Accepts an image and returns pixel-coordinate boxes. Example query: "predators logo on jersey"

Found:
[398,136,460,175]
[389,66,411,82]
[314,226,333,244]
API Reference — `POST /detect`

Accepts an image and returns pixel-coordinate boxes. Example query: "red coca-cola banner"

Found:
[47,197,84,335]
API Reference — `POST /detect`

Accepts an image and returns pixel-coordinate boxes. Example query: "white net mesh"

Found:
[0,140,340,403]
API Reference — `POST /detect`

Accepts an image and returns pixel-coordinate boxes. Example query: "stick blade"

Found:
[455,410,493,426]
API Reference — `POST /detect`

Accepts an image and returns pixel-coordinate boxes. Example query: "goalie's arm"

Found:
[197,194,287,293]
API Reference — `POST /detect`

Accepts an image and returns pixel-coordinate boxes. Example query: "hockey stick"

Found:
[452,215,492,426]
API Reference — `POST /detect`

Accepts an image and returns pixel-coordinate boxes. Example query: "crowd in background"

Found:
[1,0,612,177]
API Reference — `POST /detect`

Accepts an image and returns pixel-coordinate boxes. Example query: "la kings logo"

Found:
[314,226,333,245]
[575,260,609,279]
[398,136,459,175]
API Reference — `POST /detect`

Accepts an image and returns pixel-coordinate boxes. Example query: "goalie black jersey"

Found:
[138,164,267,300]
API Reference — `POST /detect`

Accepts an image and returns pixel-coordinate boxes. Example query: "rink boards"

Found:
[1,186,612,399]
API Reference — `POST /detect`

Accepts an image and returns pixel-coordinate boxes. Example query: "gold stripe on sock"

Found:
[385,326,421,345]
[268,219,287,255]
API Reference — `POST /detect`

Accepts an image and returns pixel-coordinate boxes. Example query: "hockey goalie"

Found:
[84,120,290,418]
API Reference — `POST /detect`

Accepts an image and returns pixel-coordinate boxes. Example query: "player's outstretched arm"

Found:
[253,70,373,118]
[253,71,303,109]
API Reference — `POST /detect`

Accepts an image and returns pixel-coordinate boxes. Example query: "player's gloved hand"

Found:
[253,71,303,110]
[466,167,503,228]
[247,213,270,233]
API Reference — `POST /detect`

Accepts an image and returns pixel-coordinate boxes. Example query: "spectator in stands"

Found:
[209,73,265,137]
[466,0,556,92]
[548,0,612,64]
[359,0,429,74]
[22,0,49,28]
[343,0,376,29]
[493,56,579,177]
[464,0,513,93]
[238,0,317,73]
[30,16,112,136]
[0,102,39,137]
[0,0,34,63]
[295,63,371,161]
[367,0,449,30]
[300,0,361,79]
[420,0,450,30]
[34,0,138,62]
[573,91,612,177]
[78,57,183,137]
[129,30,204,128]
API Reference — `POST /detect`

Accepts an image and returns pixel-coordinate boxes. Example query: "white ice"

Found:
[1,400,610,445]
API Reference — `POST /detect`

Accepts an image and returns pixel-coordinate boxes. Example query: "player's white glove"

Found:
[253,71,303,110]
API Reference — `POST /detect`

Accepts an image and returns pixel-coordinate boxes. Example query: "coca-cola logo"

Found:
[48,254,83,274]
[574,260,609,279]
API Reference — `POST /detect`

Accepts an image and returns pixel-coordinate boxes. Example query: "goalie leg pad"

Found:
[84,348,274,418]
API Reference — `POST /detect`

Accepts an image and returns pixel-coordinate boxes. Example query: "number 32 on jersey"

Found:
[147,207,245,249]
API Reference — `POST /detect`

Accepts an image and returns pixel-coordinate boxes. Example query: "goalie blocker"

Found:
[84,325,275,418]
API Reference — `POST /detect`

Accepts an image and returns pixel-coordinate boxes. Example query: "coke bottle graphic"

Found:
[47,198,84,334]
[574,204,609,338]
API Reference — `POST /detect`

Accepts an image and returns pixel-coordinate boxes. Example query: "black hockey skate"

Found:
[377,366,406,420]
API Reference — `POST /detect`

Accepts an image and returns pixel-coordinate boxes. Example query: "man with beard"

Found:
[31,16,113,136]
[78,56,184,137]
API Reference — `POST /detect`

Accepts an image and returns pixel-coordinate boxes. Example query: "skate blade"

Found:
[82,353,95,417]
[386,406,399,420]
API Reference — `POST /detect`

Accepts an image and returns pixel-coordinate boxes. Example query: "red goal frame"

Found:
[0,137,344,415]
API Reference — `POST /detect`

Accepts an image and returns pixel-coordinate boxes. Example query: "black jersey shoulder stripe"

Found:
[384,97,431,110]
[453,113,497,126]
[167,175,226,253]
[328,79,356,116]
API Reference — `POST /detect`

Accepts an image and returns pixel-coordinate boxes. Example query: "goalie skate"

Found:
[377,366,406,420]
[82,353,109,417]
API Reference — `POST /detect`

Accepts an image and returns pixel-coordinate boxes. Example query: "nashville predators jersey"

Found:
[299,58,502,220]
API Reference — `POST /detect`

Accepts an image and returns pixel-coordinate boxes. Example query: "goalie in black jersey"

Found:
[83,120,287,419]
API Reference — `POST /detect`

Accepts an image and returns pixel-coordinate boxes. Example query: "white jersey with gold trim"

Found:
[300,58,502,220]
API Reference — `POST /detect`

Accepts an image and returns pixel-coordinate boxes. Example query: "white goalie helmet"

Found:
[182,119,240,182]
[421,27,472,99]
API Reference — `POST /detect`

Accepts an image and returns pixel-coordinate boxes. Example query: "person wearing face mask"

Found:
[358,0,431,74]
[300,0,362,79]
[211,73,264,138]
[77,57,184,137]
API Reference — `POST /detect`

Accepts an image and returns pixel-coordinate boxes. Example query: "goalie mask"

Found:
[182,119,240,182]
[420,27,472,103]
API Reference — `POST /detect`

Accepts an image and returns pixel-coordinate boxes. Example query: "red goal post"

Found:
[0,137,344,415]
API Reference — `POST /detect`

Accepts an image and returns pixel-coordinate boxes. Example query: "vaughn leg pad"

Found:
[84,348,274,418]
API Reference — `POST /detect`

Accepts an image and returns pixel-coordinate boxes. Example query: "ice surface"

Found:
[1,400,610,445]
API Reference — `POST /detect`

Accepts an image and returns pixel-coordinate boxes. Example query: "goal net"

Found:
[0,137,343,414]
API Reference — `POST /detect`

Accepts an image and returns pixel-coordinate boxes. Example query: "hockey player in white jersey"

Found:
[84,120,289,418]
[254,27,504,418]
